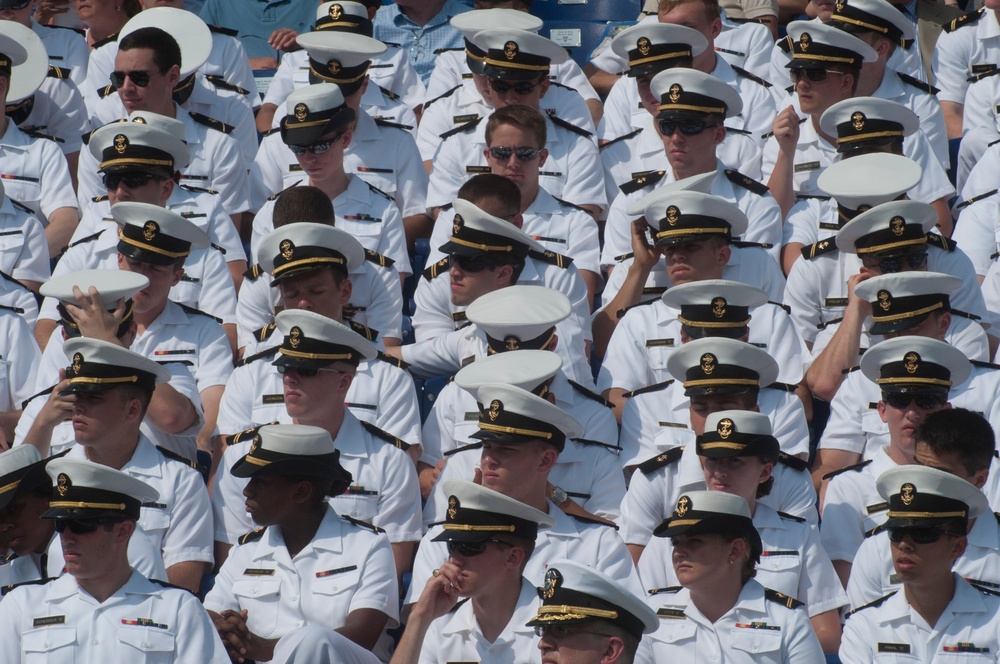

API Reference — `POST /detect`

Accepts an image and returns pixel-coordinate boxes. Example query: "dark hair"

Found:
[118,27,181,72]
[287,474,336,509]
[458,174,521,219]
[274,186,335,228]
[485,104,547,148]
[659,0,720,21]
[756,457,775,499]
[729,535,758,583]
[915,408,995,476]
[115,381,154,419]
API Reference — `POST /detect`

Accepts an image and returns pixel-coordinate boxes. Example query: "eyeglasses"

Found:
[534,624,613,639]
[451,253,502,273]
[288,134,345,156]
[882,393,947,410]
[789,68,847,83]
[864,252,928,274]
[888,526,955,544]
[488,146,542,162]
[275,365,348,378]
[109,69,163,88]
[54,517,123,535]
[102,172,164,190]
[446,539,513,557]
[658,119,721,136]
[489,78,542,95]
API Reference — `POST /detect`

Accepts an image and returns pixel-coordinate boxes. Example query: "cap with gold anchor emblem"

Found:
[59,336,171,397]
[296,31,386,96]
[784,21,877,71]
[464,285,571,355]
[469,382,582,452]
[652,490,762,562]
[666,337,779,396]
[819,97,919,154]
[854,271,961,336]
[696,410,779,459]
[611,23,707,78]
[43,457,158,521]
[431,479,554,544]
[472,28,568,81]
[230,423,353,493]
[860,336,970,395]
[270,309,377,372]
[835,200,936,257]
[876,465,987,531]
[111,201,210,267]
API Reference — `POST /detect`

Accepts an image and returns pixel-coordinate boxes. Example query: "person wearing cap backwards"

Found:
[392,479,552,663]
[0,457,229,662]
[839,465,1000,662]
[251,31,431,246]
[205,424,398,662]
[635,412,844,652]
[214,310,421,582]
[426,28,606,221]
[637,490,824,661]
[847,408,1000,609]
[405,383,641,612]
[526,559,659,664]
[249,83,409,276]
[822,336,971,587]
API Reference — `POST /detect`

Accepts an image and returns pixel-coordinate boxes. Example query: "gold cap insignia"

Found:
[56,473,70,497]
[504,335,521,351]
[851,111,865,131]
[701,352,717,375]
[542,568,561,599]
[504,40,518,60]
[712,297,727,318]
[329,3,343,19]
[142,220,158,242]
[858,204,871,213]
[289,326,303,349]
[447,495,458,520]
[327,59,342,76]
[294,102,308,122]
[890,216,906,236]
[280,239,294,261]
[665,205,680,226]
[836,0,845,11]
[717,417,734,439]
[249,433,261,455]
[668,83,682,103]
[70,352,83,375]
[131,116,147,124]
[637,36,651,56]
[675,494,691,517]
[488,399,502,422]
[904,351,920,374]
[453,213,463,237]
[900,482,916,505]
[113,133,128,154]
[877,289,892,312]
[799,32,811,51]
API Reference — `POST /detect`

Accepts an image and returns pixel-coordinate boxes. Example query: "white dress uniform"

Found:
[251,111,428,220]
[14,77,90,157]
[0,571,230,664]
[821,446,898,565]
[636,580,824,664]
[0,276,37,328]
[32,19,90,91]
[81,35,118,114]
[417,580,540,664]
[204,506,399,637]
[601,165,783,268]
[405,501,644,604]
[840,574,1000,663]
[77,105,251,217]
[952,195,1000,278]
[213,410,422,547]
[0,195,47,284]
[249,177,408,273]
[638,504,848,618]
[934,8,1000,113]
[0,309,39,413]
[0,121,77,225]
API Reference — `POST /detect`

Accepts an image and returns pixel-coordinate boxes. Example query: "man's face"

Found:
[479,439,550,501]
[277,268,351,321]
[656,117,725,174]
[117,253,183,314]
[537,624,620,664]
[793,67,852,116]
[882,311,950,343]
[661,239,729,285]
[71,388,132,445]
[444,537,518,597]
[488,75,549,110]
[114,47,174,114]
[810,0,836,21]
[688,394,755,435]
[0,0,36,26]
[58,518,127,580]
[659,1,719,43]
[484,123,546,193]
[292,131,350,185]
[878,393,949,453]
[105,171,170,206]
[914,442,984,487]
[0,492,53,557]
[449,256,510,306]
[889,524,965,584]
[281,363,352,421]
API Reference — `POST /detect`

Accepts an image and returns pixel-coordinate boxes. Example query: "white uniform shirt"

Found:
[33,19,90,90]
[204,27,260,110]
[821,446,898,563]
[14,77,90,156]
[0,309,40,413]
[0,196,48,284]
[934,8,1000,106]
[811,314,989,364]
[0,121,77,224]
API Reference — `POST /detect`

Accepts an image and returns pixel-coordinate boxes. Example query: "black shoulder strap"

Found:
[176,302,223,324]
[549,114,593,139]
[364,249,396,268]
[529,248,574,268]
[599,127,642,151]
[636,446,684,475]
[360,420,412,452]
[843,591,896,618]
[777,451,809,472]
[208,24,238,37]
[800,237,839,260]
[204,74,250,96]
[896,71,939,94]
[348,320,379,342]
[926,232,956,251]
[943,7,984,32]
[764,588,805,609]
[731,65,773,88]
[423,256,451,281]
[954,189,997,210]
[423,84,462,111]
[236,345,280,367]
[724,169,769,195]
[624,379,674,399]
[822,458,873,481]
[567,380,613,408]
[154,445,202,472]
[440,116,482,140]
[188,111,235,134]
[238,527,267,545]
[619,170,666,195]
[341,514,385,533]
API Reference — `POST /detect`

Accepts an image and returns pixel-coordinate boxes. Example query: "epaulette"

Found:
[553,197,590,213]
[768,301,791,315]
[47,23,86,37]
[731,240,773,249]
[204,75,250,96]
[943,7,984,32]
[1,578,52,596]
[365,182,393,202]
[567,380,613,408]
[969,581,1000,597]
[267,181,302,201]
[648,586,682,595]
[252,323,277,343]
[440,116,482,140]
[776,510,807,523]
[91,31,118,49]
[843,592,895,618]
[433,46,464,54]
[377,350,410,370]
[616,298,657,319]
[236,345,279,367]
[624,379,674,399]
[423,256,450,280]
[761,117,805,140]
[549,81,579,93]
[155,445,201,471]
[422,84,461,111]
[96,83,116,99]
[968,67,1000,83]
[364,249,395,268]
[360,420,412,452]
[795,193,831,201]
[619,170,666,195]
[950,308,981,321]
[567,513,619,529]
[765,381,799,393]
[47,65,72,80]
[822,458,872,481]
[636,446,684,475]
[548,114,593,139]
[841,364,861,375]
[896,71,939,95]
[374,117,413,131]
[600,127,642,152]
[188,112,234,134]
[149,578,196,594]
[208,24,239,37]
[864,524,885,539]
[955,189,997,210]
[529,248,573,268]
[0,303,22,315]
[23,130,63,143]
[925,232,955,251]
[376,85,401,102]
[9,199,32,215]
[777,34,792,52]
[238,527,267,545]
[21,385,54,410]
[91,194,109,203]
[777,451,809,472]
[67,231,103,249]
[724,169,769,195]
[722,125,752,135]
[229,423,274,446]
[341,514,385,533]
[731,65,773,88]
[244,263,264,282]
[971,359,1000,370]
[764,588,805,609]
[571,438,623,453]
[260,127,280,138]
[800,237,838,260]
[444,441,483,457]
[349,320,379,341]
[177,302,223,324]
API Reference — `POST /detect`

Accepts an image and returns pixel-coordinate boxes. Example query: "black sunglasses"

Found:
[102,172,164,190]
[790,68,847,83]
[446,539,513,557]
[888,526,955,544]
[882,393,947,410]
[275,365,347,379]
[110,69,162,88]
[489,78,541,95]
[488,146,542,162]
[864,252,928,274]
[288,134,344,156]
[451,253,501,273]
[658,119,721,136]
[54,517,123,535]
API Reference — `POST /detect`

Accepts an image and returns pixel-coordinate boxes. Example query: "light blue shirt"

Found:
[200,0,316,60]
[373,0,472,83]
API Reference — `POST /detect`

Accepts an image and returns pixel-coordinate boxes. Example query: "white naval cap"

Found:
[273,309,378,369]
[472,382,583,450]
[632,190,748,247]
[666,336,779,395]
[465,285,571,353]
[652,490,762,560]
[697,410,779,458]
[111,201,210,266]
[650,67,743,119]
[817,153,921,211]
[61,337,172,396]
[860,336,971,393]
[89,112,191,173]
[819,97,919,153]
[835,200,936,255]
[280,83,355,146]
[877,465,988,530]
[828,0,915,47]
[6,22,46,103]
[528,560,660,638]
[296,31,386,95]
[784,21,877,68]
[473,29,568,80]
[41,269,149,308]
[231,424,353,491]
[451,9,542,38]
[119,7,212,79]
[854,271,961,335]
[433,479,555,543]
[0,446,45,511]
[258,221,365,281]
[611,23,708,77]
[0,21,29,77]
[315,2,373,35]
[44,457,159,521]
[440,198,545,258]
[455,350,563,395]
[662,279,767,336]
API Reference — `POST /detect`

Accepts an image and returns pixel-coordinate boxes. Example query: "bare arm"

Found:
[337,608,390,652]
[44,206,80,259]
[392,541,416,589]
[23,370,73,457]
[811,608,843,654]
[145,382,199,435]
[390,561,464,664]
[805,272,871,401]
[34,318,57,351]
[766,106,802,219]
[198,385,225,460]
[256,103,278,134]
[811,448,862,500]
[583,63,621,98]
[166,560,211,594]
[833,560,851,589]
[941,101,964,139]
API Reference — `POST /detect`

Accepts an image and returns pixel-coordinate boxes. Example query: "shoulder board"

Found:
[954,189,997,210]
[423,84,462,111]
[969,67,1000,83]
[822,458,872,481]
[423,256,451,280]
[267,181,302,202]
[549,81,578,93]
[926,232,955,251]
[243,263,264,282]
[571,437,623,453]
[440,116,482,140]
[238,527,267,545]
[181,184,220,196]
[208,24,239,37]
[776,510,807,523]
[444,441,483,458]
[91,194,109,203]
[864,523,886,539]
[253,323,277,343]
[723,125,752,136]
[971,359,1000,370]
[374,117,413,131]
[731,65,773,88]
[48,23,86,37]
[970,581,1000,597]
[896,71,939,95]
[376,350,410,370]
[1,578,52,596]
[764,588,805,609]
[364,249,395,268]
[616,297,657,319]
[91,31,118,49]
[567,380,613,408]
[433,46,464,55]
[724,169,769,195]
[349,320,379,342]
[24,130,63,143]
[648,585,682,595]
[376,85,401,102]
[261,126,281,138]
[637,446,684,475]
[341,514,385,533]
[360,420,411,452]
[624,379,674,399]
[600,127,642,152]
[731,240,773,250]
[943,7,984,32]
[950,308,981,322]
[778,34,792,53]
[154,445,201,471]
[768,300,791,315]
[364,182,393,202]
[548,114,593,139]
[529,248,573,268]
[96,83,117,99]
[21,384,55,410]
[844,591,896,618]
[567,513,619,529]
[47,65,72,80]
[149,578,195,594]
[177,302,223,324]
[9,199,32,215]
[0,303,22,315]
[188,111,234,134]
[237,345,279,368]
[620,170,666,195]
[800,237,838,260]
[67,231,103,248]
[777,451,809,472]
[553,197,590,213]
[229,422,275,446]
[765,381,799,393]
[204,74,250,96]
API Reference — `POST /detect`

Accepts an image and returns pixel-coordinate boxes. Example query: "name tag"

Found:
[539,171,564,177]
[243,568,275,576]
[453,114,479,124]
[866,502,888,514]
[465,166,491,174]
[824,297,848,307]
[464,412,479,421]
[262,394,284,404]
[33,616,65,627]
[645,338,675,348]
[656,608,686,619]
[794,161,820,173]
[819,222,840,231]
[878,643,910,653]
[972,64,997,74]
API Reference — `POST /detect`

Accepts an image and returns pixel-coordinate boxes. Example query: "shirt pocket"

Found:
[0,230,24,274]
[117,626,175,664]
[336,213,384,246]
[23,626,76,664]
[232,577,282,637]
[730,627,783,662]
[2,177,42,216]
[331,491,380,523]
[138,505,171,544]
[648,618,697,645]
[755,551,802,597]
[312,566,363,599]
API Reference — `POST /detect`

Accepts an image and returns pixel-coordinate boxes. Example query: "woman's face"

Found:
[702,456,772,504]
[671,532,736,590]
[74,0,117,24]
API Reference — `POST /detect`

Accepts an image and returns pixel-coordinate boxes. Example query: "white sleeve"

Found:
[411,275,457,342]
[37,140,79,219]
[845,536,891,610]
[932,28,972,104]
[9,215,50,284]
[820,476,867,563]
[425,135,468,209]
[952,199,995,276]
[160,464,215,568]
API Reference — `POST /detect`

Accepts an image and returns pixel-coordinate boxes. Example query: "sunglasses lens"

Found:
[878,258,903,273]
[908,253,928,269]
[890,527,944,544]
[453,254,495,273]
[277,365,319,378]
[513,147,539,160]
[55,519,100,535]
[448,541,488,557]
[489,147,513,160]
